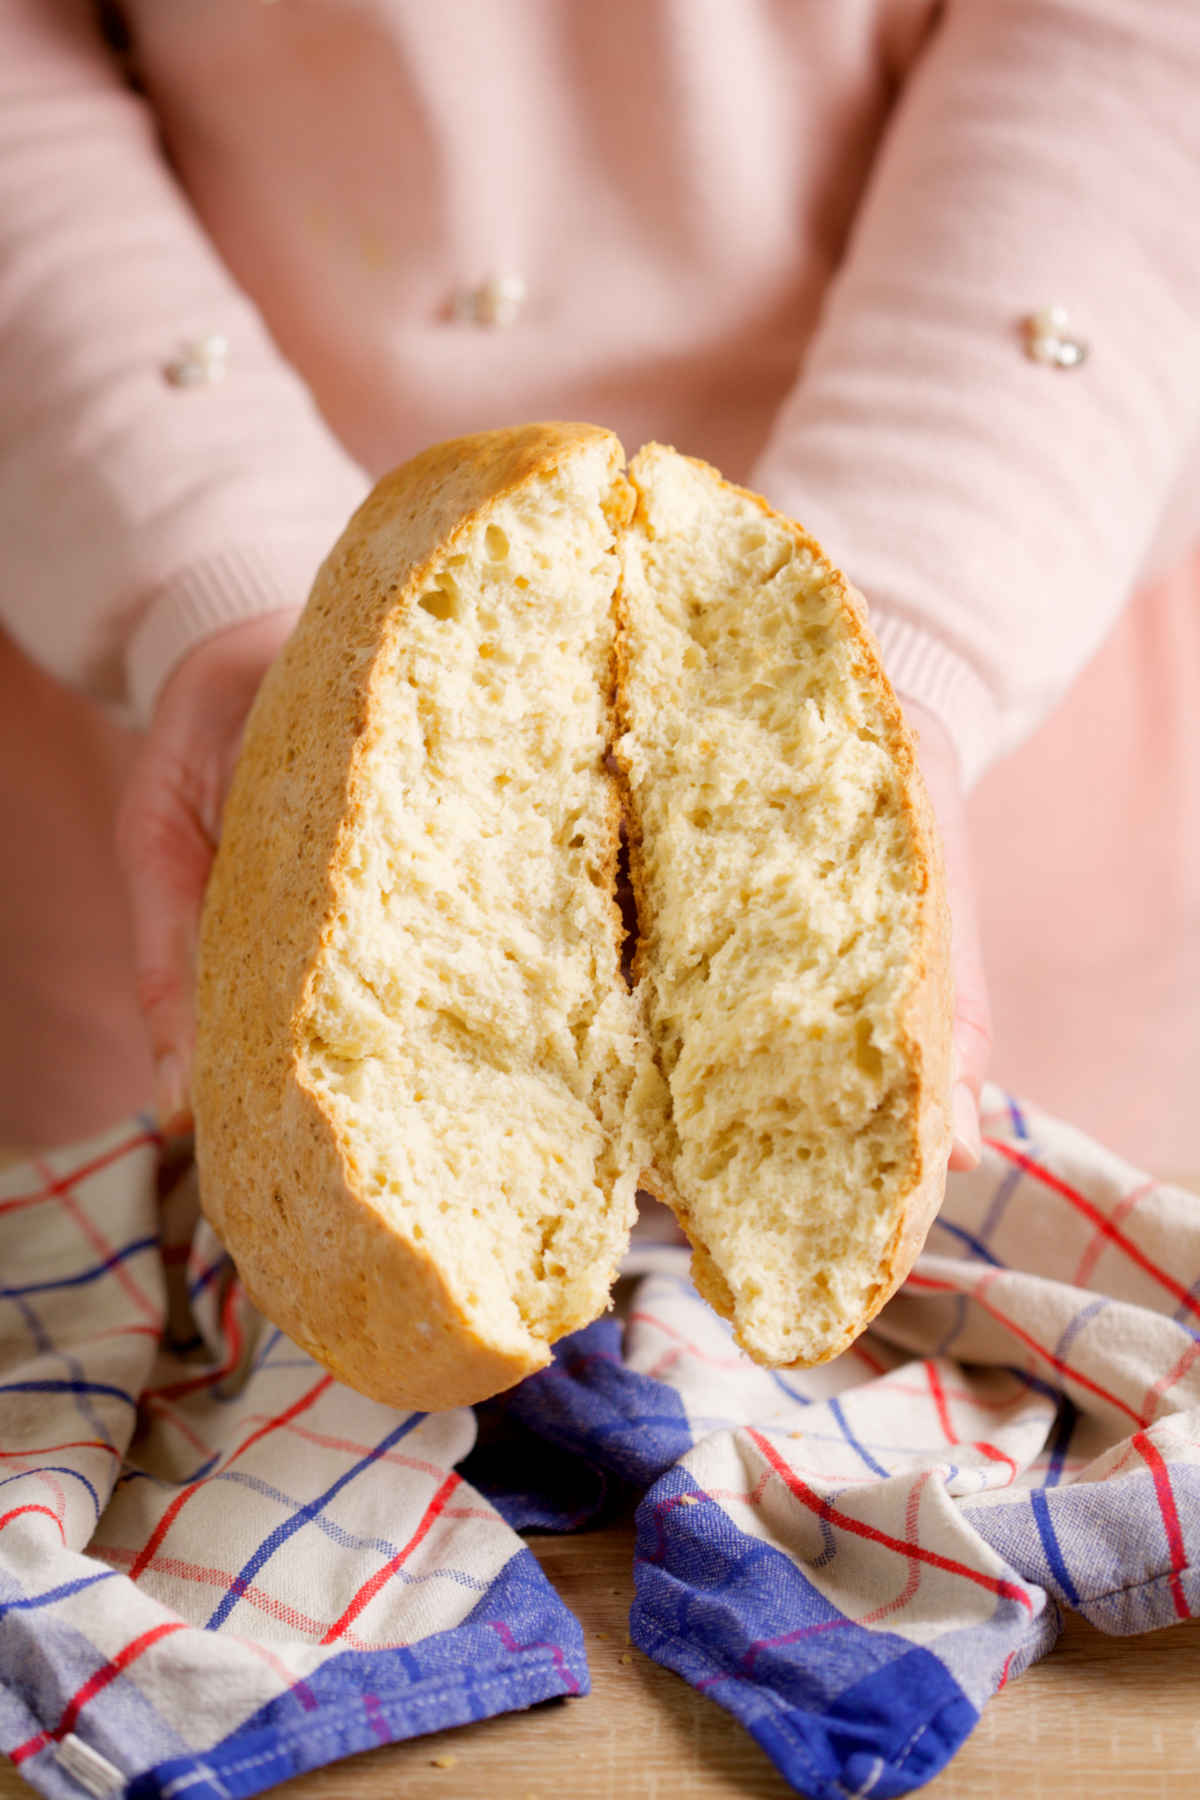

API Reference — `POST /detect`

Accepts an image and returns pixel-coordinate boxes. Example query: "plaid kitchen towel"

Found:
[1,1087,1197,1800]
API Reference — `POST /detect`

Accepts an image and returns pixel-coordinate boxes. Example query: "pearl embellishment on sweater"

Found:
[451,273,527,328]
[163,333,229,388]
[1022,306,1088,369]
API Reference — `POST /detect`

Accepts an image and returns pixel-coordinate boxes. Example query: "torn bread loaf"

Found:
[195,425,646,1410]
[194,422,952,1411]
[617,444,952,1368]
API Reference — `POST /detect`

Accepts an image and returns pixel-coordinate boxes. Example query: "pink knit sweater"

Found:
[1,0,1198,786]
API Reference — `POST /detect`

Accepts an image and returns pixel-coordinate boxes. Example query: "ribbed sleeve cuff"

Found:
[866,609,1002,789]
[125,537,335,725]
[125,533,1004,784]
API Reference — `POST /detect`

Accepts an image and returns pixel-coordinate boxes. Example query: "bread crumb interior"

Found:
[295,438,927,1373]
[299,445,642,1352]
[618,446,921,1365]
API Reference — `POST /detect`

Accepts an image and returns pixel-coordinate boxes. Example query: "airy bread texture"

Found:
[617,445,952,1367]
[194,422,951,1411]
[196,425,646,1409]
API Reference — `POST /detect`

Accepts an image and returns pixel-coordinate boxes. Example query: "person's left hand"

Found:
[114,620,992,1163]
[899,696,992,1171]
[114,609,302,1133]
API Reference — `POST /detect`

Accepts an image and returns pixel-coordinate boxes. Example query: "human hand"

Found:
[899,696,991,1171]
[115,610,302,1133]
[113,618,990,1160]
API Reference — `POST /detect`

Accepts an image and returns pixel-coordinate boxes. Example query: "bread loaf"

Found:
[194,423,951,1410]
[616,444,952,1368]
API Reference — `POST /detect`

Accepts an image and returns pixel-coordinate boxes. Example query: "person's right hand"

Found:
[900,696,992,1171]
[114,609,302,1132]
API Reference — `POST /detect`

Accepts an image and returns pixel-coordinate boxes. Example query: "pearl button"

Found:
[1021,305,1088,370]
[163,332,229,388]
[1029,304,1070,337]
[1048,336,1087,368]
[451,272,527,329]
[1027,333,1061,366]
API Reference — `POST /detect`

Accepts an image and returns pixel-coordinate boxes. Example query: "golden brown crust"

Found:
[196,425,951,1404]
[614,445,953,1365]
[821,579,954,1353]
[194,423,624,1412]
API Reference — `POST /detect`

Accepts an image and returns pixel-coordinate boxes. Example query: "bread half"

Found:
[195,423,952,1409]
[194,424,646,1410]
[615,445,953,1367]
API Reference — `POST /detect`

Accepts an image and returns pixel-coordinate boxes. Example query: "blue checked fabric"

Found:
[1,1085,1197,1800]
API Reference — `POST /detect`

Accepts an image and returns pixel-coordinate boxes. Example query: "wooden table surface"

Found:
[2,1176,1198,1799]
[279,1527,1200,1800]
[2,1518,1198,1800]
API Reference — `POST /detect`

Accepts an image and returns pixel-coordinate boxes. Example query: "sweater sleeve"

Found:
[751,0,1200,784]
[0,0,369,723]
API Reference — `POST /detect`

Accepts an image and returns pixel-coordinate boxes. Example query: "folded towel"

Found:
[1,1087,1196,1800]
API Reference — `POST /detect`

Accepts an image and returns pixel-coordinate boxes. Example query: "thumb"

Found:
[114,609,304,1130]
[115,745,216,1132]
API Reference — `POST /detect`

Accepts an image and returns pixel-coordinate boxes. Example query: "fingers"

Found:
[899,695,993,1173]
[947,884,991,1171]
[948,1032,991,1171]
[946,869,992,1172]
[115,745,215,1133]
[115,611,304,1133]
